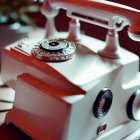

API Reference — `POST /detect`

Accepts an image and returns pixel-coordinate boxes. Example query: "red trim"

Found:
[3,48,86,95]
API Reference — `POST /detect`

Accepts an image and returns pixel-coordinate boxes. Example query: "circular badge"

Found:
[93,88,113,118]
[32,39,76,61]
[127,90,140,121]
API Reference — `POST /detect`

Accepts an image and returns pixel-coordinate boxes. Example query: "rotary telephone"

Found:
[1,0,140,140]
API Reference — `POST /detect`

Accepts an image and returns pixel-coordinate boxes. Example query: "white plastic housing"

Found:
[1,31,140,140]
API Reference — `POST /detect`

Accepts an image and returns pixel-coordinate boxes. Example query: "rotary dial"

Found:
[32,39,76,61]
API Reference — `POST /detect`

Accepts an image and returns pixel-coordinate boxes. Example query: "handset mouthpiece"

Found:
[128,25,140,41]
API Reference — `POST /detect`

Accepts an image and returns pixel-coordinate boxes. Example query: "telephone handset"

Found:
[42,0,140,40]
[40,0,140,58]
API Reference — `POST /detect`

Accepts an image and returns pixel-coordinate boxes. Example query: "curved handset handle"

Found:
[43,0,140,41]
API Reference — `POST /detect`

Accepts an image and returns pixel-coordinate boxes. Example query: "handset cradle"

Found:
[40,0,140,59]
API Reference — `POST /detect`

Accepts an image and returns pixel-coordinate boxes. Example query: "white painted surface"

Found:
[1,32,140,139]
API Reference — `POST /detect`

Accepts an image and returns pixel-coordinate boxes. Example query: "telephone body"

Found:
[1,0,140,140]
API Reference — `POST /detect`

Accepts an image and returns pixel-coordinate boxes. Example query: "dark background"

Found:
[0,0,140,140]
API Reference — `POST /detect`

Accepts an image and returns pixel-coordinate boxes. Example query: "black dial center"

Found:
[49,42,59,47]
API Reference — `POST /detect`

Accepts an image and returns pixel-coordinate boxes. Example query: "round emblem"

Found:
[93,88,113,118]
[32,39,76,61]
[127,90,140,121]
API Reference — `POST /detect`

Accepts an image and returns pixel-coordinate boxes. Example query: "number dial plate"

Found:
[32,39,76,61]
